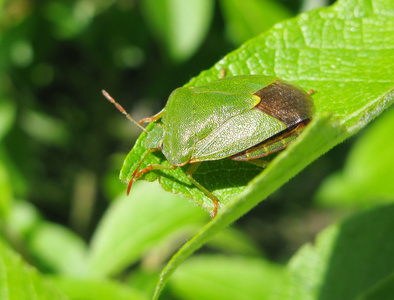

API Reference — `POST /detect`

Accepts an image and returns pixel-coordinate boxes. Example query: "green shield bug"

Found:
[104,75,314,218]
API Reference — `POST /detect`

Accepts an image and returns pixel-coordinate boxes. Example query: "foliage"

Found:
[0,0,393,299]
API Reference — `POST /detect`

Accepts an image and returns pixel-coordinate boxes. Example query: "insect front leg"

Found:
[220,68,226,78]
[186,162,219,218]
[128,163,177,194]
[127,149,176,194]
[138,109,165,125]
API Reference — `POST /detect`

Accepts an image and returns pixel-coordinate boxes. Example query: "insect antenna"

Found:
[102,90,147,133]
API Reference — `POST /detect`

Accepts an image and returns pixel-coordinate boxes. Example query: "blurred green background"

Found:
[5,0,394,299]
[0,0,344,264]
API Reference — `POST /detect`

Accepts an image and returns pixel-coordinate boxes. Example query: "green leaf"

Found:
[4,201,88,276]
[168,255,285,300]
[316,106,394,208]
[50,276,148,300]
[29,222,88,276]
[126,269,163,299]
[219,0,293,45]
[122,0,394,218]
[357,273,394,300]
[141,0,214,62]
[0,146,27,197]
[283,204,394,300]
[88,181,207,276]
[6,200,42,239]
[0,238,68,300]
[44,2,96,39]
[0,96,15,141]
[0,161,12,219]
[21,110,70,147]
[0,96,16,219]
[206,227,261,255]
[119,0,394,297]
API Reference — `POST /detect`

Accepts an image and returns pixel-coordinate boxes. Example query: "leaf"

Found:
[125,269,163,299]
[0,238,68,300]
[4,201,88,276]
[119,0,394,297]
[122,0,394,218]
[141,0,215,62]
[0,146,26,197]
[50,276,148,300]
[29,222,89,276]
[206,227,261,255]
[44,2,96,39]
[88,181,207,276]
[0,161,12,219]
[0,96,16,218]
[283,203,394,300]
[6,200,42,239]
[20,111,70,147]
[219,0,293,45]
[168,255,285,300]
[316,106,394,208]
[0,96,15,141]
[357,273,394,300]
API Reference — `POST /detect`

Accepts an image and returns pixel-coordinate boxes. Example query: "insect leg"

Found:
[134,164,177,181]
[127,150,176,194]
[138,109,165,125]
[220,68,226,78]
[308,89,316,95]
[129,163,177,194]
[186,162,219,218]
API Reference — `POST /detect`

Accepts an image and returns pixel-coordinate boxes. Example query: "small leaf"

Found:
[44,2,96,39]
[29,222,88,276]
[6,200,42,239]
[357,273,394,300]
[284,204,394,300]
[207,227,261,255]
[168,255,285,300]
[21,111,70,146]
[316,106,394,207]
[141,0,215,62]
[0,239,68,300]
[0,161,12,219]
[0,96,16,141]
[88,181,207,276]
[219,0,293,45]
[50,276,148,300]
[0,146,27,197]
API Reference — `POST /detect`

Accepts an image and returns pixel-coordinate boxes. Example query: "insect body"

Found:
[104,75,314,217]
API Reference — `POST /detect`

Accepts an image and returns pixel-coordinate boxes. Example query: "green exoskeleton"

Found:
[104,75,315,217]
